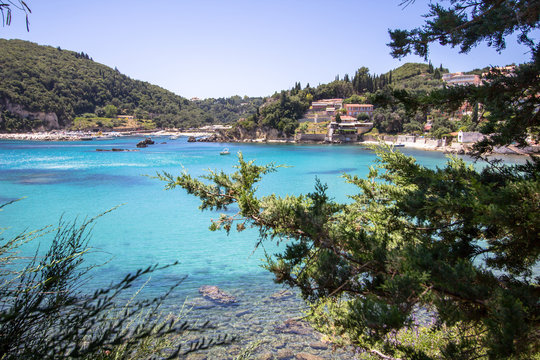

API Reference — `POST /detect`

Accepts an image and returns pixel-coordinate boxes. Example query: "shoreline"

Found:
[0,130,213,141]
[0,130,537,156]
[207,136,539,156]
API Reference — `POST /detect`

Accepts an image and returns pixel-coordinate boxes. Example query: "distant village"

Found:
[282,66,537,154]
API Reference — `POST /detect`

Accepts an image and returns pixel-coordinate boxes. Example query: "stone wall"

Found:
[397,135,416,143]
[332,133,358,142]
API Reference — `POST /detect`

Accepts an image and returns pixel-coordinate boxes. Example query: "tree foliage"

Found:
[232,91,309,136]
[0,1,30,30]
[387,0,539,153]
[389,0,539,59]
[163,148,539,359]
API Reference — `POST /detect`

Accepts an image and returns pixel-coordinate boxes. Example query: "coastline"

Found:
[0,130,537,156]
[202,134,539,156]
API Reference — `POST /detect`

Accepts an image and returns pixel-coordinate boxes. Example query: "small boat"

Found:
[394,143,405,147]
[220,148,230,155]
[169,135,180,140]
[80,137,94,141]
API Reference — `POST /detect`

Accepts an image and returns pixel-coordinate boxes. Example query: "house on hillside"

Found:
[304,99,344,123]
[311,99,343,111]
[344,104,373,119]
[327,115,373,142]
[442,72,481,86]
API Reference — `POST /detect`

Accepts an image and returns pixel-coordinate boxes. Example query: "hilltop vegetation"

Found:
[231,62,448,138]
[0,39,261,132]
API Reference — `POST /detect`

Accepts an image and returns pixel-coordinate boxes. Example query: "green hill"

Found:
[384,62,447,92]
[0,39,261,132]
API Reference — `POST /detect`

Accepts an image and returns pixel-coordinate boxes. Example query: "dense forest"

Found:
[0,39,261,131]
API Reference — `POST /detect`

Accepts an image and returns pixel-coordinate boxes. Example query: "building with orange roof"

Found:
[344,104,373,118]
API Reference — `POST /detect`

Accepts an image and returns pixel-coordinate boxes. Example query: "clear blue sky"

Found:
[1,0,536,99]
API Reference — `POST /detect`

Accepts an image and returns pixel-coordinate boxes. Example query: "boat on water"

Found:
[394,143,405,147]
[169,135,180,140]
[220,148,230,155]
[94,136,115,140]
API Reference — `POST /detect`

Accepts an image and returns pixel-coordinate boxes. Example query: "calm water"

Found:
[0,136,478,357]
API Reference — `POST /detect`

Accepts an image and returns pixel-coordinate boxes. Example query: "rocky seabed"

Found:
[164,286,359,360]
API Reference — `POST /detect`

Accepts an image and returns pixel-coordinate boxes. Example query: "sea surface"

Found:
[0,136,497,358]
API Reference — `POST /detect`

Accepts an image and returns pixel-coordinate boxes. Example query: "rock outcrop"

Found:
[136,137,155,148]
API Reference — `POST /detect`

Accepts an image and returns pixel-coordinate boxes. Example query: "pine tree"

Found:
[165,1,540,359]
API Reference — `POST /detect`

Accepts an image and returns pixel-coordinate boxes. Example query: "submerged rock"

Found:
[185,296,216,310]
[308,341,328,350]
[268,289,294,301]
[275,319,314,336]
[276,349,294,359]
[198,285,238,305]
[257,352,274,360]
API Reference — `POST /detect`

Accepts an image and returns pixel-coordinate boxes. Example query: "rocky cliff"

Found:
[1,98,61,131]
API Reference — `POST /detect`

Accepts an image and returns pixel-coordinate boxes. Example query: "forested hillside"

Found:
[0,39,261,131]
[0,39,452,135]
[232,62,448,137]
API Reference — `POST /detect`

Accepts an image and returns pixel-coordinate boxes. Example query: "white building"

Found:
[457,131,484,143]
[442,72,481,86]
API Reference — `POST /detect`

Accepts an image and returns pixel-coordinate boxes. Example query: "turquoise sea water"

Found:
[0,136,480,357]
[0,137,458,296]
[0,137,458,287]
